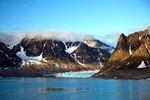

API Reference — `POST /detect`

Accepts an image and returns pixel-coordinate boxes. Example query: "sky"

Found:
[0,0,150,45]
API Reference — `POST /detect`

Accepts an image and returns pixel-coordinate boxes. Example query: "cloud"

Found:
[0,32,25,46]
[145,26,150,32]
[0,30,92,45]
[99,25,150,47]
[99,32,121,47]
[1,25,149,47]
[23,30,93,41]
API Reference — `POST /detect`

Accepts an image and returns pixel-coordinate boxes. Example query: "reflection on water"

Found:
[40,87,88,93]
[0,78,150,100]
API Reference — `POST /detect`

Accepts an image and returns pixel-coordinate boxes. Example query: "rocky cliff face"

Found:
[0,36,113,76]
[0,42,22,68]
[16,37,111,70]
[93,29,150,79]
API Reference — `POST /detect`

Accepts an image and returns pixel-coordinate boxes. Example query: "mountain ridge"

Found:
[0,35,113,77]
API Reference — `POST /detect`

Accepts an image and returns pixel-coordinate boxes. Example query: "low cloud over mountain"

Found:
[0,30,93,46]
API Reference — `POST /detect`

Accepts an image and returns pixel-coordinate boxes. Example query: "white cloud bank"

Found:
[0,30,93,45]
[0,26,149,46]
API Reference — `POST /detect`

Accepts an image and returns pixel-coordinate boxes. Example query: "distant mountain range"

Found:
[0,35,114,77]
[93,27,150,79]
[1,27,150,79]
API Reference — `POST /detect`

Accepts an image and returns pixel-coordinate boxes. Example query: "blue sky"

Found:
[0,0,150,38]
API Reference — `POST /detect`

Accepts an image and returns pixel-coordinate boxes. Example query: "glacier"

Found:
[16,47,42,61]
[16,46,47,65]
[52,70,99,78]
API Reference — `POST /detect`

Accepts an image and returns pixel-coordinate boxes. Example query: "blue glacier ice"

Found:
[52,70,99,78]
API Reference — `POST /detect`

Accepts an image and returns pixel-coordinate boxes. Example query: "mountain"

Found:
[0,42,22,68]
[93,28,150,79]
[83,39,114,53]
[0,35,113,77]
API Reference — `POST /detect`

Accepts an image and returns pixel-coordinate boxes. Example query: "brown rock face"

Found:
[93,29,150,79]
[106,33,130,67]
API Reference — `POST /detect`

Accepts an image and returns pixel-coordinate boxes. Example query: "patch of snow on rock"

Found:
[83,40,97,47]
[72,53,85,66]
[139,36,142,40]
[145,44,148,49]
[129,46,132,55]
[7,45,14,49]
[16,47,42,61]
[16,46,46,65]
[65,46,78,53]
[97,58,103,67]
[126,62,130,65]
[138,61,147,68]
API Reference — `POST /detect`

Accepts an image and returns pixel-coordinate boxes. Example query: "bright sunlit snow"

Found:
[138,61,147,68]
[129,46,132,55]
[16,47,43,61]
[16,46,46,65]
[145,44,148,49]
[72,53,85,66]
[83,40,97,47]
[65,46,78,53]
[139,36,142,40]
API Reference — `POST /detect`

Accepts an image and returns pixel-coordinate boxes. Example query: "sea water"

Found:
[0,77,150,100]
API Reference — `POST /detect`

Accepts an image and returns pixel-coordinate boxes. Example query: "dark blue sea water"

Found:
[0,77,150,100]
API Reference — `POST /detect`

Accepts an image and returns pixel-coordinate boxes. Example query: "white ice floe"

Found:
[52,70,100,78]
[138,61,147,68]
[65,46,78,53]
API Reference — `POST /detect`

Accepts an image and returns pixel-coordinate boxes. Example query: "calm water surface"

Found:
[0,77,150,100]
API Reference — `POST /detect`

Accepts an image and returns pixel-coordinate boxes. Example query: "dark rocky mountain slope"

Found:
[0,42,22,68]
[0,36,113,77]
